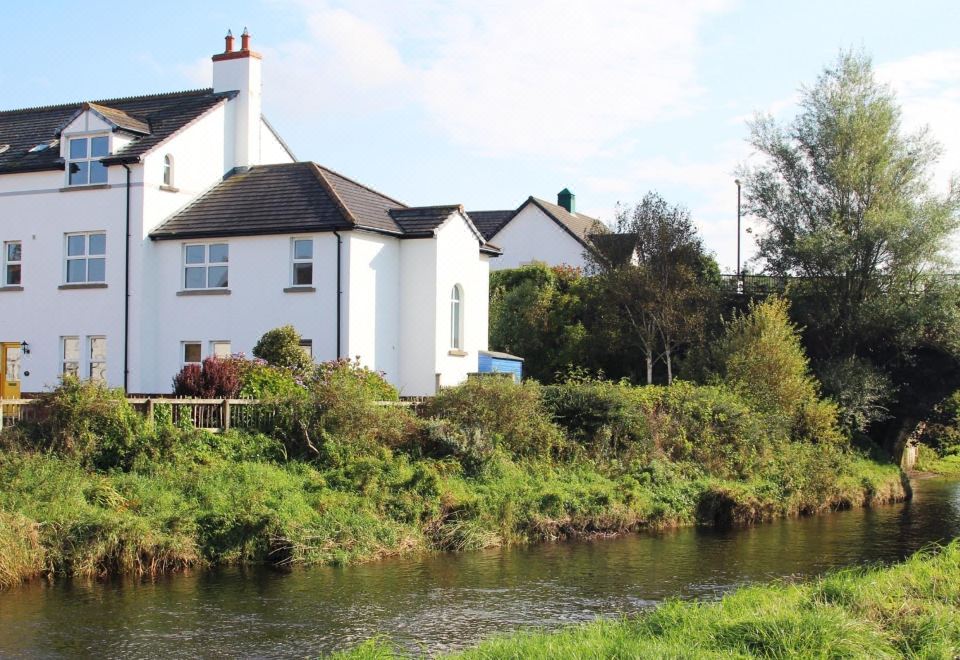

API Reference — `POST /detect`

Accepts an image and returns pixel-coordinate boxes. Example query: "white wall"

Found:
[259,119,295,164]
[433,213,490,388]
[343,231,400,383]
[142,233,339,392]
[398,237,438,396]
[489,203,589,270]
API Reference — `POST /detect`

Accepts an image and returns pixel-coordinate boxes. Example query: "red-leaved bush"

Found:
[172,357,241,397]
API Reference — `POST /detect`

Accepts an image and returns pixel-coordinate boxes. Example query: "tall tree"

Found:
[740,50,960,448]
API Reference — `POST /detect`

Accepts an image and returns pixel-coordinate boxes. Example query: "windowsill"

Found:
[448,349,468,357]
[159,184,180,193]
[59,184,111,192]
[58,282,107,290]
[177,289,231,296]
[0,285,23,292]
[283,286,316,293]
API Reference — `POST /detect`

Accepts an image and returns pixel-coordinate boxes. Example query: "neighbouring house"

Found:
[0,30,498,397]
[470,189,605,271]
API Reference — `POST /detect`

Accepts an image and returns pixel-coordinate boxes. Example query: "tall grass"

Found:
[335,542,960,658]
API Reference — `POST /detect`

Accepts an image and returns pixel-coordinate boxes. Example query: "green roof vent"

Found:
[557,188,575,213]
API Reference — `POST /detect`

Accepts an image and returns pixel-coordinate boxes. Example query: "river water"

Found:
[1,478,958,658]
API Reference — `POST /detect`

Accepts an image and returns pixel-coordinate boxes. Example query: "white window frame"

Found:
[182,341,202,367]
[210,341,232,359]
[291,238,314,287]
[183,243,229,290]
[299,339,313,359]
[450,284,464,350]
[162,154,174,187]
[88,336,106,382]
[66,133,110,187]
[64,232,106,284]
[62,336,80,378]
[3,240,21,286]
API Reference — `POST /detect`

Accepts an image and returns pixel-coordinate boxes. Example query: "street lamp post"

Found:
[735,178,742,280]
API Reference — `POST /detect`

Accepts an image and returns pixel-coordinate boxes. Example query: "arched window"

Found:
[450,284,463,349]
[163,154,174,187]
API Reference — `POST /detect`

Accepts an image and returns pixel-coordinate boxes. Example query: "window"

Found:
[67,135,109,186]
[450,284,463,349]
[299,339,313,359]
[163,154,174,187]
[184,243,229,289]
[88,337,106,382]
[182,342,202,366]
[3,241,21,286]
[62,337,80,377]
[211,341,232,358]
[65,232,106,283]
[291,238,313,286]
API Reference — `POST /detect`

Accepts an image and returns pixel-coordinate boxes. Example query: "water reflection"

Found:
[1,478,957,658]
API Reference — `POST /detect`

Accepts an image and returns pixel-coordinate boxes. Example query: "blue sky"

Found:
[3,1,958,271]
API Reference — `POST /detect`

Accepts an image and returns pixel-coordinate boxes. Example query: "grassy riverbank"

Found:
[0,377,906,589]
[339,541,960,658]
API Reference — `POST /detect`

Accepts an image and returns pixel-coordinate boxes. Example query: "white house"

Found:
[470,189,604,271]
[0,30,497,397]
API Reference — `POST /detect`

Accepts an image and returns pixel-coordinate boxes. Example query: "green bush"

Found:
[252,325,314,374]
[426,377,565,458]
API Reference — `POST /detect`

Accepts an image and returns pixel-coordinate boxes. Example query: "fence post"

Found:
[0,402,4,431]
[146,398,155,424]
[222,399,231,431]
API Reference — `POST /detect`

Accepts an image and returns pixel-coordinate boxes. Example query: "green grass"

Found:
[334,541,960,659]
[916,446,960,477]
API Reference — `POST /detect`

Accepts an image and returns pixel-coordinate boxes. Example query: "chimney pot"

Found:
[241,27,251,51]
[224,30,234,53]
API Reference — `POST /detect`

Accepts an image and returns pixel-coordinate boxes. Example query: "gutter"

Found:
[121,164,132,392]
[333,230,343,358]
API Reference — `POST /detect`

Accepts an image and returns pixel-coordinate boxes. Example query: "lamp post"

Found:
[734,178,742,281]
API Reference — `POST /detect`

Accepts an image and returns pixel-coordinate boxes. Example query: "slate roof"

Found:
[468,210,516,241]
[0,88,232,174]
[151,163,500,255]
[528,197,606,248]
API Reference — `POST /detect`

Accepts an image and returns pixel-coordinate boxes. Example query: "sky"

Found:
[2,1,958,272]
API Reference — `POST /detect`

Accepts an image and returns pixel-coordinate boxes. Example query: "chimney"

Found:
[558,188,576,213]
[212,28,262,168]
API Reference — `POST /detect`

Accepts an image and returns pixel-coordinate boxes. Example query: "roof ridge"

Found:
[0,88,216,116]
[395,204,462,211]
[313,163,408,209]
[308,163,358,228]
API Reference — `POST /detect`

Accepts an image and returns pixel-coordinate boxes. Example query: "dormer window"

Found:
[67,135,109,186]
[163,154,174,187]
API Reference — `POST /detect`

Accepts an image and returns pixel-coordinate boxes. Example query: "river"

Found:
[1,477,958,658]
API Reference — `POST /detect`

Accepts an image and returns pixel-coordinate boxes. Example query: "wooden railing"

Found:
[0,396,418,432]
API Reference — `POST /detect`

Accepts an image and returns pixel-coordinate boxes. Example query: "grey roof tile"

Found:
[467,209,516,240]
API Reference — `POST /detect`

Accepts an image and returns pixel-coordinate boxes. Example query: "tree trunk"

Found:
[646,353,653,385]
[665,346,673,385]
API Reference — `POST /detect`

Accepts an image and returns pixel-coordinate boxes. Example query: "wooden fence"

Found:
[0,397,416,432]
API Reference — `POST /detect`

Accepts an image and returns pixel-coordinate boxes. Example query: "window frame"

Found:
[162,154,174,187]
[299,339,313,359]
[182,341,202,367]
[66,133,110,187]
[450,284,464,350]
[3,240,21,286]
[210,341,232,359]
[88,336,106,382]
[62,336,80,378]
[64,232,106,284]
[182,242,229,290]
[290,238,314,287]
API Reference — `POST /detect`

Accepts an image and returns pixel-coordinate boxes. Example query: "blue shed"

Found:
[477,350,524,382]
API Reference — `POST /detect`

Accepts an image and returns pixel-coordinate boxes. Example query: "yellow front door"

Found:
[0,343,22,399]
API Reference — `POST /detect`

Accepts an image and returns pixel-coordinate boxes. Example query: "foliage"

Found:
[252,325,314,374]
[313,357,398,402]
[235,360,305,400]
[488,264,590,382]
[172,357,241,398]
[817,357,893,436]
[426,377,565,458]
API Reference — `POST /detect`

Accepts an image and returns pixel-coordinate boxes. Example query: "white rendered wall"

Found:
[259,119,295,164]
[433,213,490,388]
[489,204,589,271]
[397,237,438,396]
[212,54,262,169]
[142,233,339,392]
[343,232,400,384]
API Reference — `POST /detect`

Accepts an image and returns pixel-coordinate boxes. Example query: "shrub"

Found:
[8,378,146,469]
[236,361,305,400]
[817,357,893,436]
[172,357,241,398]
[252,325,313,374]
[426,377,564,457]
[313,358,398,402]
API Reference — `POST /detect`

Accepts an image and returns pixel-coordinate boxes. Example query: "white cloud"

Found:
[877,50,960,192]
[258,0,733,159]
